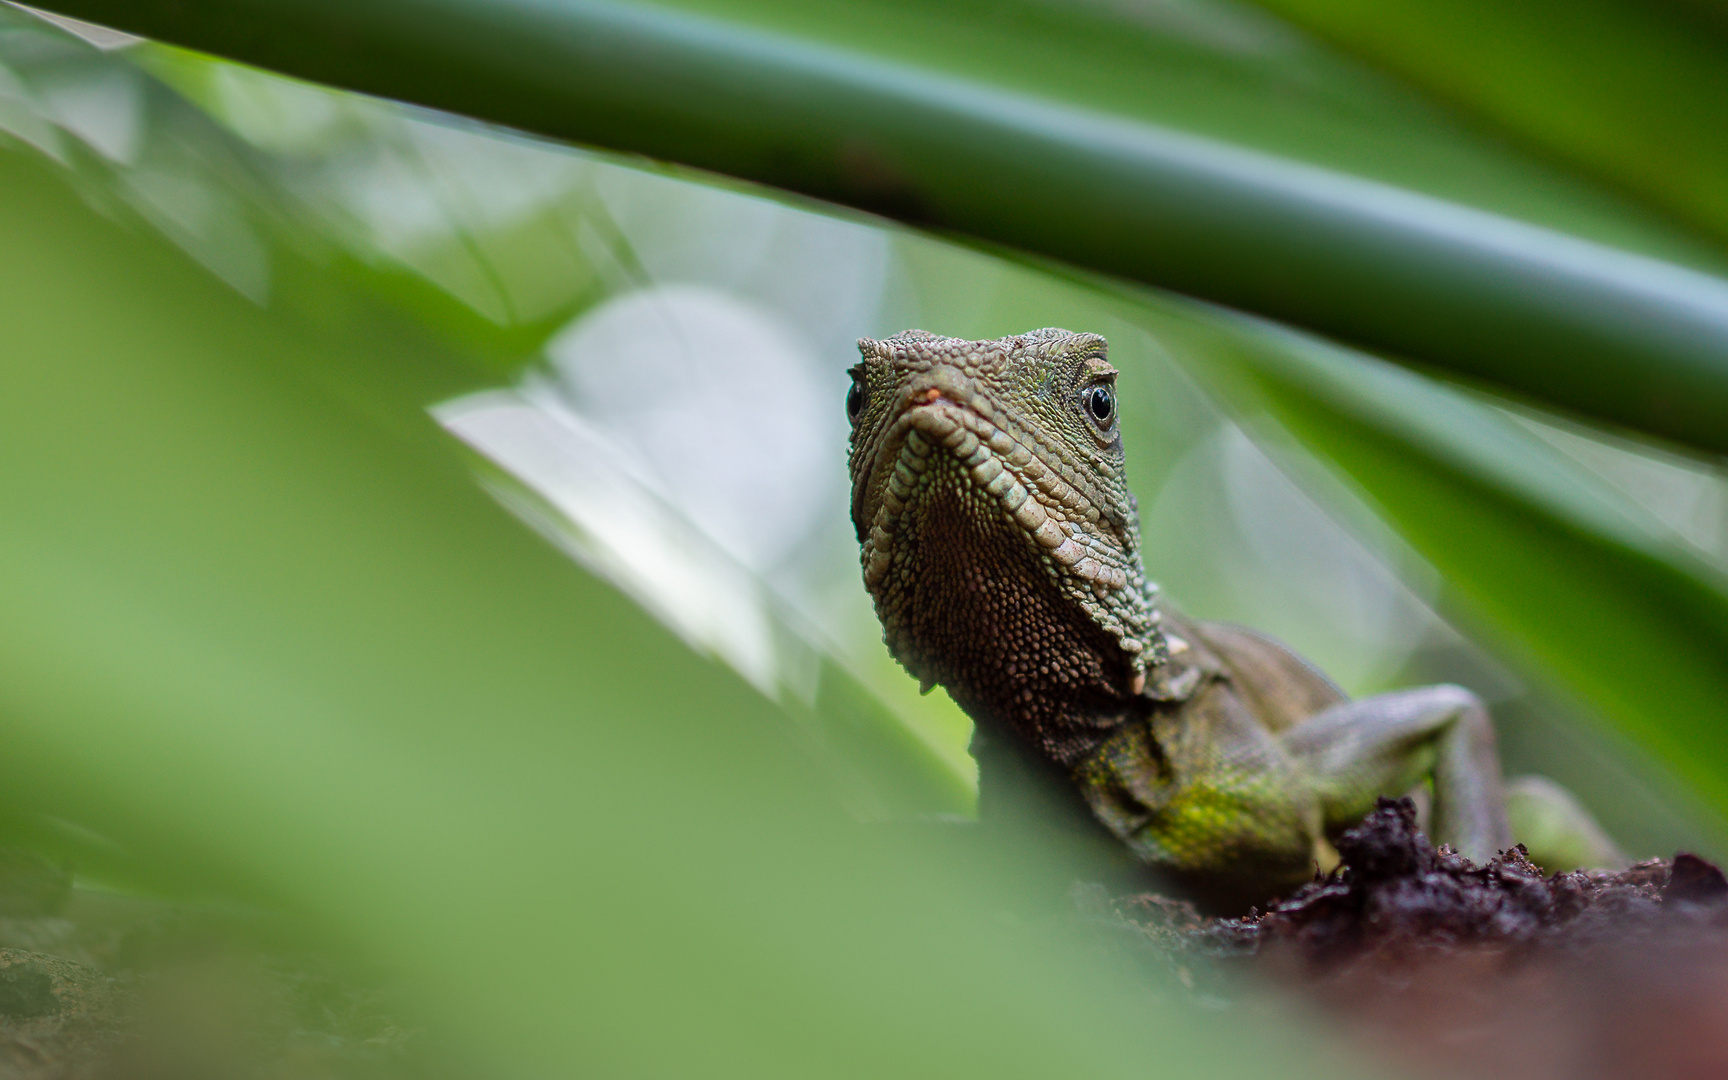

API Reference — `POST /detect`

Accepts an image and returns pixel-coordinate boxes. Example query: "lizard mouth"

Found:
[857,375,1131,595]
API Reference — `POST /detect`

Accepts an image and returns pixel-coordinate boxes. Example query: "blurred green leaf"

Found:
[1243,0,1728,248]
[0,109,1369,1078]
[0,7,978,821]
[32,0,1728,457]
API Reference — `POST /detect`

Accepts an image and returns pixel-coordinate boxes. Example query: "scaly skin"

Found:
[847,329,1619,909]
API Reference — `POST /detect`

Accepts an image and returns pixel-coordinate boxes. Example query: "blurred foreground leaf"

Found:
[34,0,1728,456]
[0,4,977,821]
[0,124,1358,1077]
[1245,0,1728,248]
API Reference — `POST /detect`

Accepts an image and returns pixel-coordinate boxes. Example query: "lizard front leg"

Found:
[1280,684,1513,863]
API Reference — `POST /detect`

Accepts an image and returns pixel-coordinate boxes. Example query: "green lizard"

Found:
[847,328,1622,909]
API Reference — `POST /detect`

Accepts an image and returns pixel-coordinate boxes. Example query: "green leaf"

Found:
[0,110,1368,1079]
[1244,0,1728,249]
[32,0,1728,456]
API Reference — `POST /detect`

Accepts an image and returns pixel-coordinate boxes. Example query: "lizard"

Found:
[846,327,1623,910]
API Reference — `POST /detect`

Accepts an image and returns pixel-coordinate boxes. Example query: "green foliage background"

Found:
[1,1,1727,1076]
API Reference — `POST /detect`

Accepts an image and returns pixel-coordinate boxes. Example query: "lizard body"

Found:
[848,328,1619,908]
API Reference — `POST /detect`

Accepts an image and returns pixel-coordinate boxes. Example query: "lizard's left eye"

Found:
[846,378,869,422]
[1084,384,1115,426]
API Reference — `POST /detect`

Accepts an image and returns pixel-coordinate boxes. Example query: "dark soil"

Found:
[1109,797,1728,1080]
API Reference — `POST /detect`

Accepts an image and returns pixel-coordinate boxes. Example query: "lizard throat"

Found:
[856,396,1169,761]
[862,448,1145,764]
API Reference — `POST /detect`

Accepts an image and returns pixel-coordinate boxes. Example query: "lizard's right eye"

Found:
[846,378,869,422]
[1084,383,1115,426]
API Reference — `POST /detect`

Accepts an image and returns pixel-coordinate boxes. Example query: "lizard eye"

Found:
[1084,383,1115,426]
[846,376,869,422]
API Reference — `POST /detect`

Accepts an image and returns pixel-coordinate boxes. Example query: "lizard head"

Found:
[846,329,1166,750]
